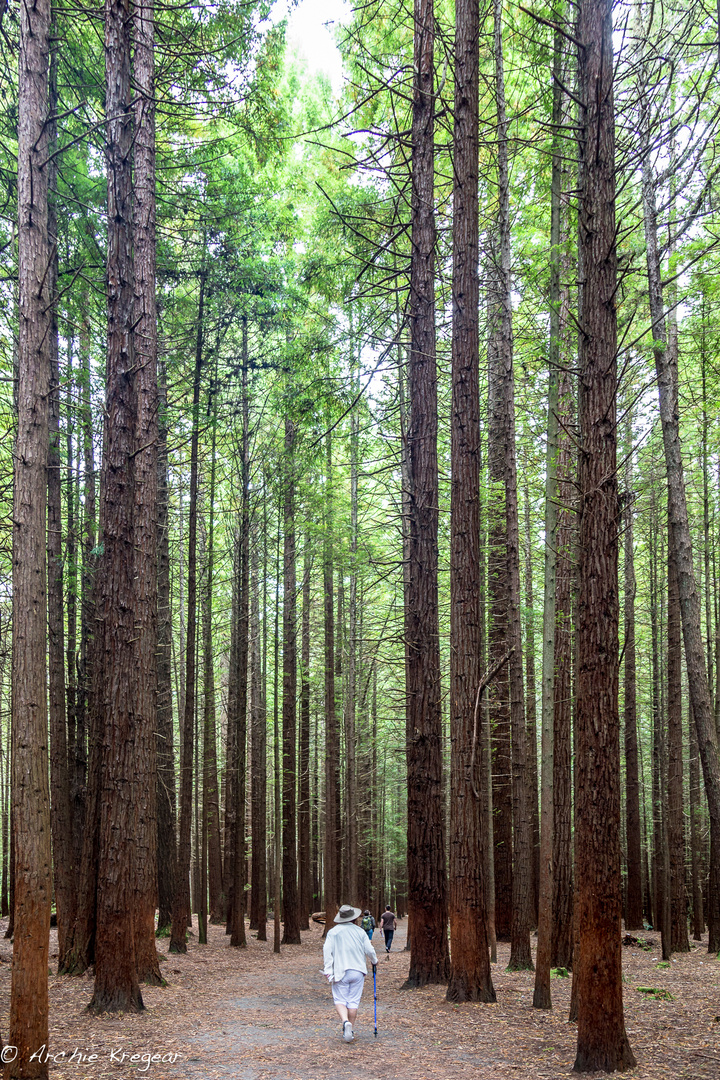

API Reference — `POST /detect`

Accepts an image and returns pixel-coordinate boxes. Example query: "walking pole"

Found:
[373,964,378,1038]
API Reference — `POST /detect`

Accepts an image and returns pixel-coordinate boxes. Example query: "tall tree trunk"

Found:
[404,0,450,987]
[523,476,539,926]
[492,0,531,972]
[250,515,267,939]
[224,518,240,932]
[346,398,359,905]
[64,345,78,905]
[223,530,239,931]
[47,27,75,970]
[551,359,574,971]
[447,0,494,1004]
[0,659,8,918]
[298,536,312,928]
[230,335,250,949]
[534,37,563,1001]
[133,0,160,985]
[487,91,512,957]
[281,415,301,944]
[156,361,176,934]
[701,341,714,737]
[336,581,345,903]
[623,423,643,932]
[640,60,720,952]
[169,271,205,953]
[11,0,53,1063]
[667,540,689,953]
[689,713,704,938]
[323,433,340,933]
[90,0,143,1013]
[479,436,497,963]
[273,521,281,954]
[573,0,634,1064]
[650,495,669,956]
[202,400,223,926]
[73,313,94,881]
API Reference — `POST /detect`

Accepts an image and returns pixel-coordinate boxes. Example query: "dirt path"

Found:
[1,916,718,1078]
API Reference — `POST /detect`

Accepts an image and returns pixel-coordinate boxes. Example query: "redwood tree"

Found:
[89,0,143,1014]
[447,0,494,1004]
[10,0,53,1066]
[404,0,450,988]
[281,415,301,944]
[133,0,161,985]
[573,0,635,1065]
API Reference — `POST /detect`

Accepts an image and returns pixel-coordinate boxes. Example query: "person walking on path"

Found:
[380,905,397,954]
[361,910,375,940]
[323,905,378,1042]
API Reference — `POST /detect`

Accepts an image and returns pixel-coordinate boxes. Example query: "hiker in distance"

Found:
[380,905,397,954]
[361,910,375,939]
[323,905,378,1043]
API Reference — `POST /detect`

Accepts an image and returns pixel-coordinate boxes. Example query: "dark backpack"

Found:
[361,915,373,931]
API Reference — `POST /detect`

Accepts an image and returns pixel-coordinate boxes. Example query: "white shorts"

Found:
[331,969,366,1009]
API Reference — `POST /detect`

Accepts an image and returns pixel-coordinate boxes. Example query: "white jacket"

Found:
[323,922,378,983]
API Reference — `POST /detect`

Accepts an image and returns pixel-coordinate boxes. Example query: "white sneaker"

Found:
[343,1021,354,1042]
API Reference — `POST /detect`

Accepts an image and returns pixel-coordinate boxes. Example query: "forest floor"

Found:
[0,915,718,1079]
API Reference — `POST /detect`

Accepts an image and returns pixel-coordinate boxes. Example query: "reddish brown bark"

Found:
[230,341,250,949]
[156,362,176,934]
[169,272,205,953]
[623,449,643,932]
[640,37,720,952]
[73,317,94,883]
[200,409,223,928]
[491,0,532,972]
[89,0,143,1014]
[447,0,494,1004]
[281,415,301,944]
[534,44,565,1004]
[10,0,53,1065]
[551,362,574,971]
[688,714,704,939]
[47,30,75,970]
[404,0,449,986]
[297,537,312,928]
[523,483,540,928]
[323,433,340,935]
[573,0,634,1065]
[133,0,161,985]
[250,518,267,939]
[667,542,689,953]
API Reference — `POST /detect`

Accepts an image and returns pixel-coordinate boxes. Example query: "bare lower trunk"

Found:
[90,0,143,1014]
[689,714,704,938]
[623,420,643,932]
[281,416,301,944]
[47,34,75,969]
[573,0,634,1066]
[156,362,176,934]
[133,0,160,985]
[492,0,531,972]
[298,538,312,929]
[551,365,574,970]
[250,518,267,940]
[10,0,53,1064]
[534,38,564,1001]
[667,541,689,953]
[641,67,720,953]
[230,330,250,949]
[323,433,340,934]
[403,0,449,987]
[447,0,494,1003]
[170,272,204,954]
